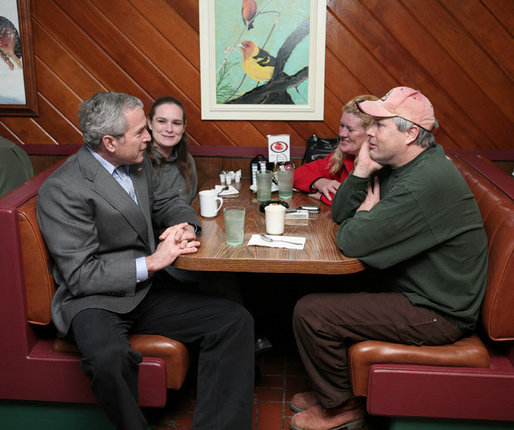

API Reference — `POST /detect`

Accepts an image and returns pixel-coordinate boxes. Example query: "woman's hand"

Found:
[312,178,341,202]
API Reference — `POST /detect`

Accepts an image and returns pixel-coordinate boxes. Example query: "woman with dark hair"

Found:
[147,97,245,299]
[147,97,271,356]
[293,94,378,206]
[146,96,197,204]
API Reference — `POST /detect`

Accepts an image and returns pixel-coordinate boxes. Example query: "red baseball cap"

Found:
[358,87,435,130]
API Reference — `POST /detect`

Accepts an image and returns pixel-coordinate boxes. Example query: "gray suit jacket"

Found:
[36,146,200,336]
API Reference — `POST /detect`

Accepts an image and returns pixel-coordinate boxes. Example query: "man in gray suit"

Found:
[37,92,254,430]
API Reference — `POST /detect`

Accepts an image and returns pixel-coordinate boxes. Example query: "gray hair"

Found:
[392,116,439,148]
[78,92,144,149]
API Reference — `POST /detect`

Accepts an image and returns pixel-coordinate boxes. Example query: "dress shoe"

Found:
[290,391,320,413]
[255,335,272,354]
[290,402,366,430]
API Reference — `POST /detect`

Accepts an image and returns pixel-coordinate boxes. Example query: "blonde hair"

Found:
[329,94,378,175]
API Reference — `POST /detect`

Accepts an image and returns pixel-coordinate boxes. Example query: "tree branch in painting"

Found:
[227,18,309,105]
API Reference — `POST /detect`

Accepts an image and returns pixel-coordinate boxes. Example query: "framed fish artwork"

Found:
[0,0,37,116]
[200,0,327,120]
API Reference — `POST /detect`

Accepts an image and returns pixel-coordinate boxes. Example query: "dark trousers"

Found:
[72,277,255,430]
[293,292,463,409]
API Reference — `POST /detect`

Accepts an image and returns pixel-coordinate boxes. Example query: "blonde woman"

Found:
[293,94,378,205]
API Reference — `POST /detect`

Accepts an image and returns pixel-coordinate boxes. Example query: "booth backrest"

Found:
[18,196,56,325]
[450,155,514,341]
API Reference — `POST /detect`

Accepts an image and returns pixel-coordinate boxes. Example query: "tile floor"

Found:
[146,347,381,430]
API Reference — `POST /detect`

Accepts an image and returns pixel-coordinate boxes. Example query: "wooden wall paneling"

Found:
[442,0,514,81]
[482,0,514,37]
[29,155,69,176]
[331,0,486,150]
[167,0,200,33]
[182,105,236,148]
[2,0,511,157]
[349,0,513,150]
[325,11,397,97]
[287,117,335,145]
[51,0,153,106]
[325,0,445,151]
[92,0,200,102]
[34,59,83,130]
[245,121,302,147]
[31,95,82,147]
[129,0,201,70]
[0,123,25,145]
[323,89,346,136]
[33,23,104,101]
[324,51,371,105]
[34,0,152,107]
[398,0,514,128]
[349,0,472,151]
[0,117,56,145]
[211,120,267,148]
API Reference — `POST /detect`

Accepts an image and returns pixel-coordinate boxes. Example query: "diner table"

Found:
[174,178,365,275]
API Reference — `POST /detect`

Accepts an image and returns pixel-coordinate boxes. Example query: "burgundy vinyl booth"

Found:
[0,161,189,408]
[348,153,514,422]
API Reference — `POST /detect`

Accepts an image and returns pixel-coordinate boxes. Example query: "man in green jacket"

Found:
[0,136,33,198]
[290,87,488,430]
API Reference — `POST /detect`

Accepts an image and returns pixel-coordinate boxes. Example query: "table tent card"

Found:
[267,134,290,164]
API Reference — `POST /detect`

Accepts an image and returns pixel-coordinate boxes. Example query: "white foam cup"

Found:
[265,204,286,235]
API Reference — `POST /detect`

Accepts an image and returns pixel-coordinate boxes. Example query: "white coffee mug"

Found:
[265,203,286,235]
[199,189,223,218]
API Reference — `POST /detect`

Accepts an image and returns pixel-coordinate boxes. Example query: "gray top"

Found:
[150,147,198,205]
[37,147,200,335]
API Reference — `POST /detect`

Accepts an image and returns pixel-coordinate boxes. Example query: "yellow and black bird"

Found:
[240,40,276,82]
[242,0,257,30]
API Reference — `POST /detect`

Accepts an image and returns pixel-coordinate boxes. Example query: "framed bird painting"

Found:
[0,0,38,116]
[200,0,327,120]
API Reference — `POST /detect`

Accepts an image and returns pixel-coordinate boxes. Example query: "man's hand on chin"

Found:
[353,141,383,178]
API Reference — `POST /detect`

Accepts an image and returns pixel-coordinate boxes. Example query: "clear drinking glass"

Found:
[256,170,272,202]
[277,169,294,199]
[223,206,245,246]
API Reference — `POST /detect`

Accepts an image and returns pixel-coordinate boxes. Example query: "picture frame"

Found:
[0,0,38,117]
[200,0,327,121]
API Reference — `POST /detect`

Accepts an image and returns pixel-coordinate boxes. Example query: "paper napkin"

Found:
[215,185,239,196]
[248,234,306,249]
[249,183,279,193]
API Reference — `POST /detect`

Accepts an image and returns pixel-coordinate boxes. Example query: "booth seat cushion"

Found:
[348,334,490,397]
[52,335,189,390]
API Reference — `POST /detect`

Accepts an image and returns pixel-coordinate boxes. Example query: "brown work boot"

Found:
[290,391,320,413]
[290,401,366,430]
